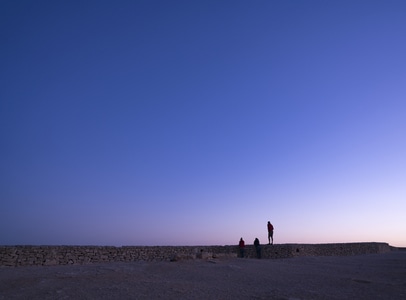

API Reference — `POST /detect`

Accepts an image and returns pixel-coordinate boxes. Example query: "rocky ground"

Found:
[1,251,405,299]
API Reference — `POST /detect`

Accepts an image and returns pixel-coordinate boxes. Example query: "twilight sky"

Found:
[1,1,405,247]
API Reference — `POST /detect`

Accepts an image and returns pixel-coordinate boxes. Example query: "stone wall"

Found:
[0,242,390,267]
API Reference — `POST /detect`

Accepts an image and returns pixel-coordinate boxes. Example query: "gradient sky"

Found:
[1,1,405,247]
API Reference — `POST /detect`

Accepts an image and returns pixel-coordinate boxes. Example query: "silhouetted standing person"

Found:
[239,238,245,258]
[267,221,274,245]
[254,238,261,258]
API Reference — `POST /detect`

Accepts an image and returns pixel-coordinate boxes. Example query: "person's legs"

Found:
[255,246,261,258]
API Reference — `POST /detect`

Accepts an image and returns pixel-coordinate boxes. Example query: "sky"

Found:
[1,1,405,247]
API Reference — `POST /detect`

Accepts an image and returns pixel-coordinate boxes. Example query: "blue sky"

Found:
[1,1,405,247]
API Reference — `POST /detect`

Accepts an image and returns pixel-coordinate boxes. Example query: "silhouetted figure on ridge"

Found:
[267,221,274,245]
[239,237,245,258]
[254,238,261,259]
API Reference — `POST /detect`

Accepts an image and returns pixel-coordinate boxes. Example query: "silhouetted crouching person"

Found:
[239,238,245,258]
[254,238,261,259]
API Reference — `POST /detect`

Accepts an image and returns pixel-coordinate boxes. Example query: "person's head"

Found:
[268,221,270,224]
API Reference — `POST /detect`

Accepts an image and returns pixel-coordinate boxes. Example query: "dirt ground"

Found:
[1,251,405,299]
